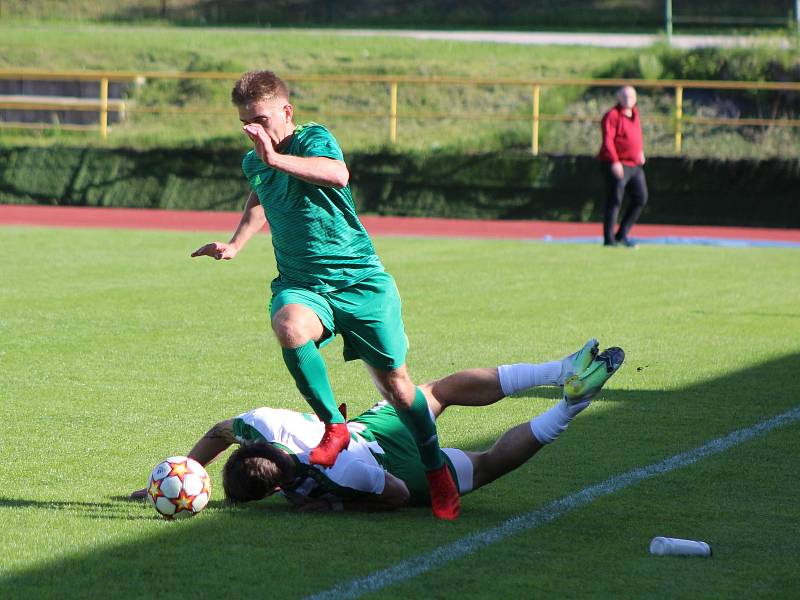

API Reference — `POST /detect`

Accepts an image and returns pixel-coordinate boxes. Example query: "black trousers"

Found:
[602,163,648,244]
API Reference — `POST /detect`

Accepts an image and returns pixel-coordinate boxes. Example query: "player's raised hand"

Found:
[191,241,239,260]
[243,123,276,166]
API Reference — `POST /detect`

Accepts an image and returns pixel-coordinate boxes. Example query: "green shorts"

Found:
[350,402,458,506]
[270,271,408,370]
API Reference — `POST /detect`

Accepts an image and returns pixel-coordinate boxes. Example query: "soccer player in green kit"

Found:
[191,70,460,519]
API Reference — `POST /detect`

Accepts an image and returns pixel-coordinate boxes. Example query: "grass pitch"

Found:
[1,226,799,598]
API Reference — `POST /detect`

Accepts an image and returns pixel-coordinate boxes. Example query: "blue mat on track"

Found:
[542,235,800,248]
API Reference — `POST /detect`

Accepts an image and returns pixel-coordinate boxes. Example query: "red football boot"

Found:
[426,464,460,520]
[309,423,350,467]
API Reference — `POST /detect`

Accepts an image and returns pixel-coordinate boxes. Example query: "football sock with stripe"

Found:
[282,340,344,424]
[498,361,562,395]
[529,398,590,444]
[396,387,445,470]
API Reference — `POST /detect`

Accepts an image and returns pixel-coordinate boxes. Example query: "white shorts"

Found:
[442,448,474,495]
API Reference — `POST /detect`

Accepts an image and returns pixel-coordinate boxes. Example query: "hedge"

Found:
[8,0,791,31]
[1,146,798,227]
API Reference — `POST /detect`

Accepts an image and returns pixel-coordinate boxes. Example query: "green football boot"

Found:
[564,347,625,404]
[556,338,599,386]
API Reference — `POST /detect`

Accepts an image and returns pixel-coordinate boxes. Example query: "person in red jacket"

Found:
[598,86,648,247]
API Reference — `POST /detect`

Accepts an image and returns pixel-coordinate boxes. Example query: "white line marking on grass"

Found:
[306,406,800,600]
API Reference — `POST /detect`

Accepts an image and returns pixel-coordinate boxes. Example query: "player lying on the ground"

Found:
[131,341,624,512]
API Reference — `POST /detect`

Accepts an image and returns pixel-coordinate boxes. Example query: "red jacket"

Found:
[598,105,643,166]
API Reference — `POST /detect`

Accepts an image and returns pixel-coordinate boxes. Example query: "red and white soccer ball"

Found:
[146,456,211,520]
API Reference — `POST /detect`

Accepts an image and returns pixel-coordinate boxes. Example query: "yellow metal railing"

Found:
[675,85,683,154]
[531,84,541,156]
[1,69,800,153]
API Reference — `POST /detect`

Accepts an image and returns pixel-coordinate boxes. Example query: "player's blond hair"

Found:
[231,70,290,106]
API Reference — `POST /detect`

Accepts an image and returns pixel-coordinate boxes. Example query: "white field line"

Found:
[306,405,800,600]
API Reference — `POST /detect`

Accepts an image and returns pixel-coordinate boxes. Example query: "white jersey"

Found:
[232,407,387,502]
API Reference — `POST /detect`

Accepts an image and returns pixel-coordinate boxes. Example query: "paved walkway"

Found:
[39,24,795,49]
[327,29,794,49]
[2,205,798,247]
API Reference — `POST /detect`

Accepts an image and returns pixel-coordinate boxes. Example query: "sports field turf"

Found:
[1,225,799,598]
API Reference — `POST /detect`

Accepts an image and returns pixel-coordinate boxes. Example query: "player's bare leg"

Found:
[459,347,625,494]
[421,339,600,418]
[273,303,349,466]
[466,422,545,490]
[369,364,460,520]
[420,368,503,417]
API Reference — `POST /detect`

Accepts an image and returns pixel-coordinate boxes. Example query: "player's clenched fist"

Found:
[191,241,239,260]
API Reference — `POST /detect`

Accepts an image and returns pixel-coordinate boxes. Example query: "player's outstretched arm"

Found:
[187,419,237,466]
[191,192,266,260]
[128,419,237,500]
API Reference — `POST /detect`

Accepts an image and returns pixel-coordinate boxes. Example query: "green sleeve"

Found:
[232,417,265,443]
[299,125,344,161]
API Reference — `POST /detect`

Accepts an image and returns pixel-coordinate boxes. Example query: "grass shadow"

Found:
[1,352,799,598]
[0,496,154,522]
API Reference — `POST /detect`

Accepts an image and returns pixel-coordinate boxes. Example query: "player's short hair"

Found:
[222,442,292,503]
[231,70,290,106]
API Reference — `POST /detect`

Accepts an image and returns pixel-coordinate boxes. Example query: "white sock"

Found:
[529,398,590,445]
[498,361,562,395]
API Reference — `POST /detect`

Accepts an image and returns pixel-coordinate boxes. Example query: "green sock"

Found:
[396,387,444,470]
[281,341,343,424]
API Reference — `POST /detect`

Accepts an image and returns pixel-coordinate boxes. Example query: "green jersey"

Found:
[242,122,383,292]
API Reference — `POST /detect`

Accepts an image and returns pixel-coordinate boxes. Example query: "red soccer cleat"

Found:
[309,423,351,467]
[426,464,460,520]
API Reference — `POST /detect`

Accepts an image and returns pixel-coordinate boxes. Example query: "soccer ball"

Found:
[146,456,211,520]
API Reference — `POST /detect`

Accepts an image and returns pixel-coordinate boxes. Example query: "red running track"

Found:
[1,204,799,243]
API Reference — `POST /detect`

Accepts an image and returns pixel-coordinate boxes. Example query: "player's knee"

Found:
[385,388,414,410]
[382,377,416,410]
[272,316,310,347]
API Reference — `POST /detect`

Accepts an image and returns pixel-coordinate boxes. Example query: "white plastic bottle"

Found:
[649,536,712,557]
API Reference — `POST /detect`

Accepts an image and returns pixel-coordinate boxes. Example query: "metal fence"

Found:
[1,68,800,155]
